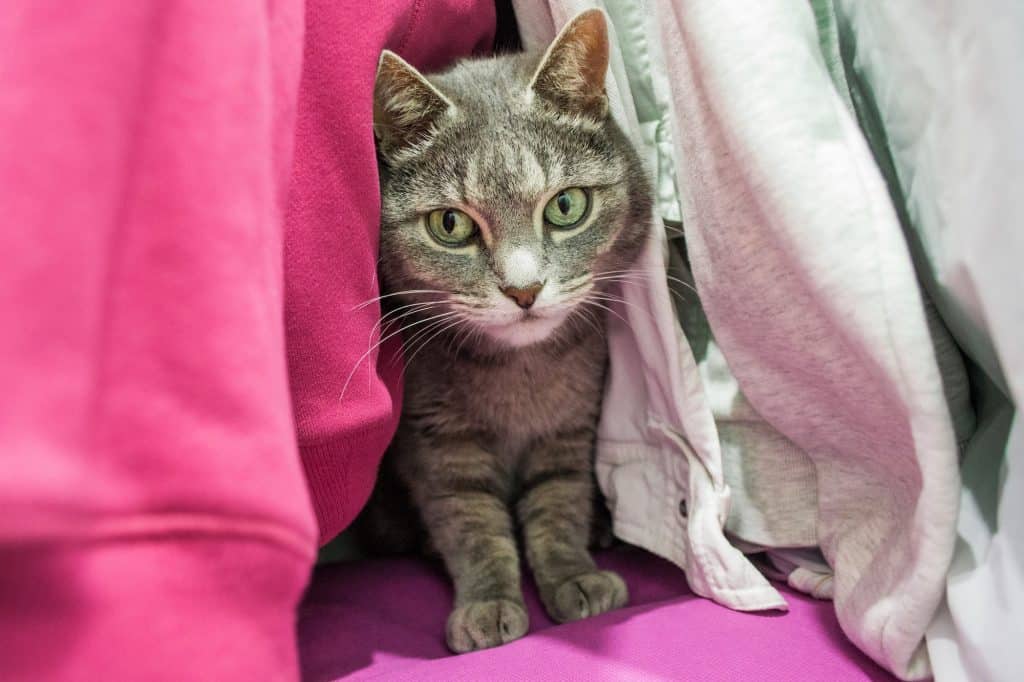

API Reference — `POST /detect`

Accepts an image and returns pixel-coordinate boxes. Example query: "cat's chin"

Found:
[478,310,569,348]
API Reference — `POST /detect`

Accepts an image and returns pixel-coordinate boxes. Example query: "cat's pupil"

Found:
[557,193,571,215]
[442,210,456,233]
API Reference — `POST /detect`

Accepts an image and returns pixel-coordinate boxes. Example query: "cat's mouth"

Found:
[474,306,571,347]
[486,305,558,324]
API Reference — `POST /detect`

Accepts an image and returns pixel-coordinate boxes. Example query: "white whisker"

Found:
[351,289,449,311]
[586,291,660,324]
[374,300,442,340]
[339,309,460,401]
[398,314,461,360]
[457,323,484,358]
[593,268,699,295]
[401,316,467,377]
[582,296,630,327]
[589,273,691,305]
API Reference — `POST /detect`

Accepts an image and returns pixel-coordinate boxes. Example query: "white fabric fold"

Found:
[514,2,974,679]
[826,4,1024,681]
[654,2,961,677]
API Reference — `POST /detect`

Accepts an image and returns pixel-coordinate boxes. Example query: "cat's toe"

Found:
[445,598,529,653]
[545,570,628,623]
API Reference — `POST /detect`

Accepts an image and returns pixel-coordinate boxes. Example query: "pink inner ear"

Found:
[569,13,609,89]
[533,11,609,117]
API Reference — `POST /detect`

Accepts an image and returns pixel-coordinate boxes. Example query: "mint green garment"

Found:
[812,0,976,446]
[813,2,1021,680]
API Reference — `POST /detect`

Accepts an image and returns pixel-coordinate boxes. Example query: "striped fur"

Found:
[358,11,649,653]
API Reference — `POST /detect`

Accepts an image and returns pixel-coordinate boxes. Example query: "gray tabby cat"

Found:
[360,9,651,653]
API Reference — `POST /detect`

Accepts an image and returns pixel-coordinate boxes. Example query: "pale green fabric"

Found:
[602,1,681,226]
[811,0,976,449]
[537,3,1018,679]
[822,3,1024,680]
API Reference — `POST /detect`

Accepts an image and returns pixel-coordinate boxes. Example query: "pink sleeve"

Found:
[285,0,495,544]
[0,2,316,679]
[0,1,494,678]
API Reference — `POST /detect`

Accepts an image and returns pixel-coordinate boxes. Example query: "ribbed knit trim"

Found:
[10,512,317,561]
[300,424,393,545]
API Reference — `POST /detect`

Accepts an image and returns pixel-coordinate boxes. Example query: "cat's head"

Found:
[373,9,651,350]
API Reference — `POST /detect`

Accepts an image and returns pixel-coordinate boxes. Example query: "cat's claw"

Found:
[544,570,628,623]
[446,599,529,653]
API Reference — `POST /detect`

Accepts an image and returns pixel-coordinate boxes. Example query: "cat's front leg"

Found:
[517,428,628,623]
[413,441,528,653]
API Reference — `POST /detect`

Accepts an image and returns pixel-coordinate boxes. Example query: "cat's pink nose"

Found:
[501,282,543,309]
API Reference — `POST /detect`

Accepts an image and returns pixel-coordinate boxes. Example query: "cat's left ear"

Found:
[529,9,610,120]
[374,51,453,158]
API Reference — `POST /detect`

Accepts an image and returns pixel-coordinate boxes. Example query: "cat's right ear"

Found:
[373,51,453,159]
[529,9,610,120]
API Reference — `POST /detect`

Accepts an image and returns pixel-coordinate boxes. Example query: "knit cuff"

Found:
[300,427,392,545]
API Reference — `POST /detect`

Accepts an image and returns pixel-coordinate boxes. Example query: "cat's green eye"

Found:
[543,188,589,228]
[426,208,477,246]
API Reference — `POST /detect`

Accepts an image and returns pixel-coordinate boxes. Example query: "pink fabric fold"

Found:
[286,0,495,544]
[1,2,315,678]
[1,0,493,678]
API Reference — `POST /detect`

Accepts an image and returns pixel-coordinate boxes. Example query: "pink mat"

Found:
[299,547,897,681]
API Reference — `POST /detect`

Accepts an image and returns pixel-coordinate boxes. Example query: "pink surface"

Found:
[299,548,898,681]
[0,0,314,555]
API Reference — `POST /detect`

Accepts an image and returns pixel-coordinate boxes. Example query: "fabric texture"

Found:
[822,3,1024,681]
[0,2,315,678]
[299,547,898,681]
[286,0,495,544]
[4,1,1015,680]
[0,0,495,678]
[655,2,964,678]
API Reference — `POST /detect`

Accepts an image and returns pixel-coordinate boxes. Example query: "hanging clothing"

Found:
[822,3,1024,681]
[513,2,1001,680]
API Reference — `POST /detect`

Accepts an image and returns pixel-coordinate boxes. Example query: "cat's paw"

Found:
[543,570,628,623]
[445,599,529,653]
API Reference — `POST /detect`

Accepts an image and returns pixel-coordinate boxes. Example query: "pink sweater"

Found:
[288,1,495,544]
[0,1,493,679]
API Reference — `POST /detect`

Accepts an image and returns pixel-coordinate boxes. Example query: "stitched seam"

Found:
[395,0,426,55]
[14,512,317,561]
